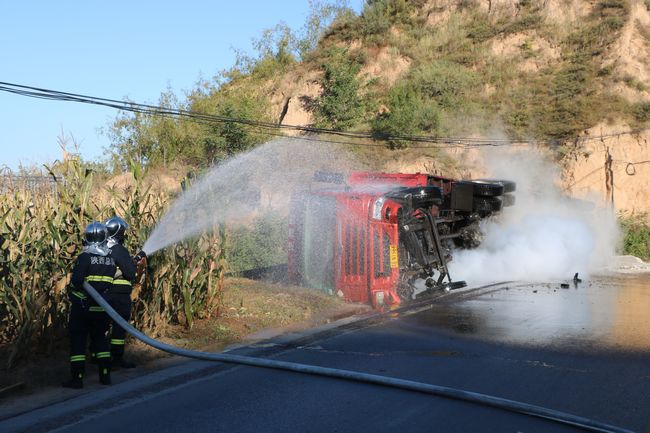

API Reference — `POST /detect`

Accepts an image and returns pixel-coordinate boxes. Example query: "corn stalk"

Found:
[0,158,226,368]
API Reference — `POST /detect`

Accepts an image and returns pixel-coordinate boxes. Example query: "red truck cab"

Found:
[288,172,514,309]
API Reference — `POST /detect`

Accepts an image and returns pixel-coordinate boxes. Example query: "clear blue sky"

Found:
[0,1,363,170]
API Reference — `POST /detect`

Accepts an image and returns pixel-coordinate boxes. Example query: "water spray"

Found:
[141,138,361,256]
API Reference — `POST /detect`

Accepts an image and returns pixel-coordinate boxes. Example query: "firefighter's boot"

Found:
[63,362,84,389]
[98,360,111,386]
[62,373,83,389]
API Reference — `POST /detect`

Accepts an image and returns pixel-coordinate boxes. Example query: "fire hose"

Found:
[84,281,633,433]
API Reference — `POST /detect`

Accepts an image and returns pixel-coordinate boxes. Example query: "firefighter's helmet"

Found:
[105,216,129,245]
[84,221,108,246]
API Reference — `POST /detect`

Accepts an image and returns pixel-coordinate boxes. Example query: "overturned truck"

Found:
[288,171,515,309]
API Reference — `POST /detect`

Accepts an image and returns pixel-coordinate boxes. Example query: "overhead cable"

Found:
[0,80,648,149]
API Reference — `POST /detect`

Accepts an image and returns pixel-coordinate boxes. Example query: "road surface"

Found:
[2,274,649,433]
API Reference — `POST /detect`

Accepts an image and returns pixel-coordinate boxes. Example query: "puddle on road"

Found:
[412,274,650,351]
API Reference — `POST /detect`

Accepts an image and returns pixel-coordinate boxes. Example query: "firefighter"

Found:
[103,216,138,369]
[63,222,115,389]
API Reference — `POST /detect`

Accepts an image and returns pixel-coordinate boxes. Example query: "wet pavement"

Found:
[2,274,649,433]
[413,274,650,352]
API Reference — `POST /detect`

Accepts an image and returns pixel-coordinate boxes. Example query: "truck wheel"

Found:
[500,194,515,207]
[473,179,517,193]
[473,196,503,213]
[458,180,504,197]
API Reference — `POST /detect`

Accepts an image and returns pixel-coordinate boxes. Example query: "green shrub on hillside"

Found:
[190,89,272,163]
[249,23,298,79]
[314,48,364,130]
[633,102,650,122]
[540,61,596,139]
[371,83,440,148]
[360,0,414,38]
[107,83,273,169]
[370,59,481,147]
[494,0,631,140]
[410,61,480,109]
[467,20,500,42]
[620,214,650,261]
[298,0,356,57]
[467,13,542,43]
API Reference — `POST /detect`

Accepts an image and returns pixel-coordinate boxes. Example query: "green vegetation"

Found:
[467,13,542,43]
[633,102,650,122]
[106,85,273,169]
[6,0,650,370]
[314,48,364,130]
[0,157,224,368]
[372,83,441,148]
[107,0,353,169]
[371,59,481,146]
[620,214,650,261]
[105,0,646,158]
[359,0,422,41]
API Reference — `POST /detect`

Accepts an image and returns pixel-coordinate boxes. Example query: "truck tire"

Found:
[457,180,504,197]
[473,178,517,193]
[473,196,503,213]
[500,194,515,207]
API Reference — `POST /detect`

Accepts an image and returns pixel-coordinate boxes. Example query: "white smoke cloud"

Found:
[449,147,620,283]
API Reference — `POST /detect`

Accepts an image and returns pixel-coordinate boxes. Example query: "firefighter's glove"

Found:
[133,250,147,266]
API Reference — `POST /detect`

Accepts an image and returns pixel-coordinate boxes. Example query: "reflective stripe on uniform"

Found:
[71,290,87,299]
[111,339,125,345]
[70,355,86,362]
[85,275,114,283]
[96,352,111,359]
[113,279,132,286]
[89,306,105,312]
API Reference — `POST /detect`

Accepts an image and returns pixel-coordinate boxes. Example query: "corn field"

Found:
[0,159,226,368]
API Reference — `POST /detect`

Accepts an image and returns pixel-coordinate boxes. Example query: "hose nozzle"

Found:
[133,250,147,265]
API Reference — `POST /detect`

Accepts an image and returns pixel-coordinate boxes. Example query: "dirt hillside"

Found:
[563,122,650,215]
[257,0,650,216]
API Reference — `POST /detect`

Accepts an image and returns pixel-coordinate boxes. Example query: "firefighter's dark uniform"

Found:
[66,251,116,387]
[106,242,137,366]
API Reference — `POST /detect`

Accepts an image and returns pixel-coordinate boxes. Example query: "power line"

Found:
[0,80,648,149]
[0,80,520,147]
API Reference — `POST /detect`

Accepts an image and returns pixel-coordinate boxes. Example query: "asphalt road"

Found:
[2,275,649,433]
